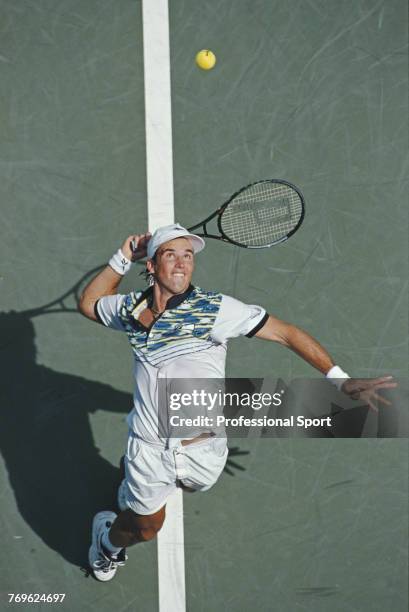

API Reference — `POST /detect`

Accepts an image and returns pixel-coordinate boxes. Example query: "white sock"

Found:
[102,530,123,556]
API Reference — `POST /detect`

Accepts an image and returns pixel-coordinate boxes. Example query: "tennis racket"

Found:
[188,179,305,248]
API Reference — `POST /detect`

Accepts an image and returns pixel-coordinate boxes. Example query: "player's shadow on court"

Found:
[0,310,248,569]
[0,311,131,567]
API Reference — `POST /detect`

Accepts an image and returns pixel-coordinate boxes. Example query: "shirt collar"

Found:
[165,283,195,309]
[137,283,195,311]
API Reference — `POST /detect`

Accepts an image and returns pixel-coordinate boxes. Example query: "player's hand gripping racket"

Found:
[188,179,305,248]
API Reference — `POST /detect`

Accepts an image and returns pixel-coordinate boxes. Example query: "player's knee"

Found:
[148,512,166,534]
[127,507,165,542]
[137,526,160,542]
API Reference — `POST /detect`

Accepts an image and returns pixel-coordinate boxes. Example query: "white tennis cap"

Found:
[147,223,205,259]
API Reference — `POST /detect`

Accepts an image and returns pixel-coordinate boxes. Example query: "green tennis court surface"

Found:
[1,1,407,610]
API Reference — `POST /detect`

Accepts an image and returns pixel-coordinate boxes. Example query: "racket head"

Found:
[217,179,305,248]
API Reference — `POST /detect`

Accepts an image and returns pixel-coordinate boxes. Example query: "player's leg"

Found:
[89,437,173,582]
[109,505,166,547]
[88,506,166,582]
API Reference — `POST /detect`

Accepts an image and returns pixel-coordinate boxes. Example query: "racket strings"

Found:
[234,186,294,203]
[220,183,303,247]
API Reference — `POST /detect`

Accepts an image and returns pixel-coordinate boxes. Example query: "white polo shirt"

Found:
[96,288,267,446]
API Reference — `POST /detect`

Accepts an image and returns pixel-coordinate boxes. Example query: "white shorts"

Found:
[123,431,229,515]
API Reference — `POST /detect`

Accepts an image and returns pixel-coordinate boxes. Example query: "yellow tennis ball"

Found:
[195,49,216,70]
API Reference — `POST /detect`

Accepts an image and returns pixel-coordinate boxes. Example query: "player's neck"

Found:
[151,283,190,313]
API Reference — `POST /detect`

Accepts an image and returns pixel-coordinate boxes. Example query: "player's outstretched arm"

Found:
[254,315,397,410]
[78,233,150,322]
[254,314,334,374]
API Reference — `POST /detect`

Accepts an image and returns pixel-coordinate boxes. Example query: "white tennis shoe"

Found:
[88,511,127,582]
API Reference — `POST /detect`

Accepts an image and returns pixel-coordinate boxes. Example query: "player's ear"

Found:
[146,258,155,274]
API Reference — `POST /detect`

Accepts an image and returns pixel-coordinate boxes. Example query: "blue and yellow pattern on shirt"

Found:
[118,287,222,366]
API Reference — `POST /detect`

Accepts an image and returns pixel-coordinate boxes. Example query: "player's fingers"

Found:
[133,234,148,250]
[370,382,398,391]
[362,391,391,409]
[361,392,381,412]
[134,233,151,246]
[129,235,140,253]
[371,393,392,407]
[357,378,397,392]
[367,399,379,413]
[139,232,152,247]
[123,235,140,260]
[121,235,138,257]
[131,233,152,260]
[370,376,395,385]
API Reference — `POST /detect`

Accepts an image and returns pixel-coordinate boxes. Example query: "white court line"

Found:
[141,2,186,612]
[142,0,176,232]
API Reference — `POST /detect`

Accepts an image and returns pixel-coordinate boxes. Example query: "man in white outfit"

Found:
[79,223,394,581]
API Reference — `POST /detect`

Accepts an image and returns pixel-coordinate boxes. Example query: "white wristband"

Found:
[326,365,350,391]
[108,249,133,276]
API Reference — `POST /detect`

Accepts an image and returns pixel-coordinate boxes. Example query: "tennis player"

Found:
[79,223,395,581]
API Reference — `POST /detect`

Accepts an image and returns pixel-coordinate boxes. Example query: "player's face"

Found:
[150,237,194,294]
